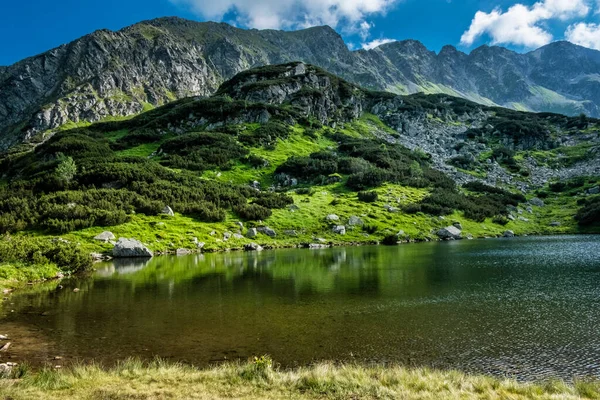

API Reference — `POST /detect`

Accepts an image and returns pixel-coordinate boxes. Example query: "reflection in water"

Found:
[2,236,600,381]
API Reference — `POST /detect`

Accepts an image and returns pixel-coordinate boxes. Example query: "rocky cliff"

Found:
[3,16,600,150]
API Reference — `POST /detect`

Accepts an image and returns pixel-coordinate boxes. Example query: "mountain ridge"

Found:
[2,17,600,150]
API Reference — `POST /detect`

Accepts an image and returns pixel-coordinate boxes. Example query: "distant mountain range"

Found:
[2,16,600,150]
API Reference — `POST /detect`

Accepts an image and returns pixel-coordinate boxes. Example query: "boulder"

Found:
[452,222,463,230]
[112,238,153,258]
[384,204,399,213]
[529,198,544,207]
[503,230,515,238]
[176,248,192,255]
[161,206,175,216]
[332,225,346,235]
[437,226,462,240]
[94,231,115,242]
[246,228,258,238]
[257,227,277,237]
[326,214,340,221]
[588,186,600,195]
[244,243,263,251]
[348,216,364,226]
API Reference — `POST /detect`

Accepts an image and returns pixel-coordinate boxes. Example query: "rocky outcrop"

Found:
[4,17,600,151]
[112,238,153,258]
[437,226,462,240]
[94,231,115,242]
[257,227,277,238]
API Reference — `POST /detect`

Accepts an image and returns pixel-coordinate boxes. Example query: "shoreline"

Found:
[1,357,599,399]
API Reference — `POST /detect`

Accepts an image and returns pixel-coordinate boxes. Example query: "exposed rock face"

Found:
[332,225,346,235]
[112,238,153,257]
[4,16,600,150]
[94,231,115,242]
[348,216,364,226]
[246,228,258,238]
[244,243,263,251]
[161,206,175,216]
[437,226,462,240]
[257,226,277,237]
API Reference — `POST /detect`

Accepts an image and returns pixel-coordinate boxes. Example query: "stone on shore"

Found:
[93,231,115,242]
[437,226,462,240]
[112,238,153,258]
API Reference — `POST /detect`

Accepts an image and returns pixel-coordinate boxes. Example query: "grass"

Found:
[1,357,599,399]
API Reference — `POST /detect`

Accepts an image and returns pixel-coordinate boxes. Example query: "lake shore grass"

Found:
[1,357,599,399]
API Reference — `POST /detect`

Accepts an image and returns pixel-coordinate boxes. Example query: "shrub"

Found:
[492,215,510,226]
[234,204,272,221]
[357,191,378,203]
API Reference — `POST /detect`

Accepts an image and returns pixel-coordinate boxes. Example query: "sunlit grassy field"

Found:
[2,357,600,400]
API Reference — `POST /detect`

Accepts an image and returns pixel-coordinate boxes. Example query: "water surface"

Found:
[2,235,600,380]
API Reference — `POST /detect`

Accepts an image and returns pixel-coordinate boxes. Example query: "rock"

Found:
[112,238,153,258]
[452,222,463,230]
[526,206,533,214]
[466,234,474,240]
[507,214,516,221]
[518,217,529,222]
[233,233,244,239]
[176,248,192,255]
[235,221,244,230]
[309,243,328,249]
[161,206,175,216]
[549,221,561,227]
[436,226,462,240]
[283,230,298,236]
[332,225,346,235]
[244,243,263,251]
[326,214,340,221]
[223,232,232,241]
[384,204,399,213]
[348,216,364,226]
[503,230,515,238]
[246,228,258,238]
[588,186,600,195]
[0,335,8,340]
[288,204,300,211]
[529,197,544,207]
[210,231,216,236]
[257,227,277,237]
[94,231,115,242]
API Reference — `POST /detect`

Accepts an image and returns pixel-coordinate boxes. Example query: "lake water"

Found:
[2,235,600,380]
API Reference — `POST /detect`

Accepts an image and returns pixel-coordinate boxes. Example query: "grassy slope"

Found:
[0,117,593,290]
[1,358,600,400]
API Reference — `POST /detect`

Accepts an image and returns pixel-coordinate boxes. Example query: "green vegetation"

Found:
[0,235,92,290]
[0,61,598,287]
[1,358,600,400]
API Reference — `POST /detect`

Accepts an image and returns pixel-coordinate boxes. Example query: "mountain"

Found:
[2,16,600,151]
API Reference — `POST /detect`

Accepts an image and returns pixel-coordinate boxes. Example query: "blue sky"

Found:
[1,0,600,66]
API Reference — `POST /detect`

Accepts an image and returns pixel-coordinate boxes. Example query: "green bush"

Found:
[357,191,378,203]
[234,204,272,221]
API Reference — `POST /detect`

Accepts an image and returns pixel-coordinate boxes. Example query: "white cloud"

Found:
[171,0,397,37]
[361,38,394,49]
[460,0,590,48]
[566,22,600,49]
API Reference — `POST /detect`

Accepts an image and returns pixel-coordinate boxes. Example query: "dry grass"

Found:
[1,357,599,400]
